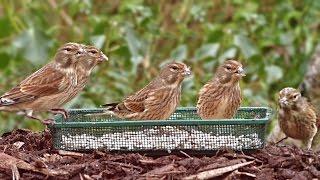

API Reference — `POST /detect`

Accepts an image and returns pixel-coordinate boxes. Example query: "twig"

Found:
[106,161,142,171]
[198,159,246,172]
[234,170,256,177]
[58,150,84,157]
[225,169,256,180]
[11,164,20,180]
[144,170,184,177]
[0,153,68,176]
[81,174,94,180]
[142,164,176,177]
[2,145,7,153]
[139,159,161,165]
[224,153,262,163]
[183,161,254,180]
[180,150,192,158]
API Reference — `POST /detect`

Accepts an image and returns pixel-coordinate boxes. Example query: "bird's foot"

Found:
[49,108,69,119]
[42,119,55,125]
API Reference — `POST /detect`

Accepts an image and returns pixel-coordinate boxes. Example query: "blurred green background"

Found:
[0,0,319,134]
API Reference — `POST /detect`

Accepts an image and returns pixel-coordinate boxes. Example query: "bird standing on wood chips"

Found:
[278,87,318,150]
[102,62,191,120]
[197,60,245,119]
[0,42,108,124]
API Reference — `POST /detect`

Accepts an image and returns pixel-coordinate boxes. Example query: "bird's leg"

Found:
[24,110,41,121]
[49,108,69,119]
[302,136,314,151]
[276,136,288,145]
[24,110,54,125]
[41,119,55,125]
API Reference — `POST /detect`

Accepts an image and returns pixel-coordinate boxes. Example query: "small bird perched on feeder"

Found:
[278,87,318,150]
[197,60,245,119]
[102,62,191,120]
[0,42,108,124]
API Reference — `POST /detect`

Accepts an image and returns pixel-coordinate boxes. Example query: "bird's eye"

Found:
[226,66,232,70]
[293,94,298,99]
[63,47,72,52]
[89,50,98,54]
[171,66,178,70]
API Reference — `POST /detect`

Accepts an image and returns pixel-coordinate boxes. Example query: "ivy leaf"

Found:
[123,25,145,65]
[194,43,220,60]
[90,35,106,49]
[12,28,51,65]
[218,47,237,63]
[265,65,283,84]
[0,17,12,38]
[171,44,187,61]
[234,34,257,59]
[0,52,10,69]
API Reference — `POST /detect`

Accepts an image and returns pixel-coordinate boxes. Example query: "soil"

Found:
[0,129,320,180]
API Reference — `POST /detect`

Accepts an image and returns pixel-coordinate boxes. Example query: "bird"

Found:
[101,62,191,120]
[278,87,317,150]
[197,60,245,119]
[0,42,108,124]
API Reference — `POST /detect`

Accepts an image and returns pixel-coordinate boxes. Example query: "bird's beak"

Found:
[99,53,108,63]
[183,67,192,76]
[236,67,246,77]
[279,98,288,107]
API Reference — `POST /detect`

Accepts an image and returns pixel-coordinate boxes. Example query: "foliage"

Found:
[0,0,319,134]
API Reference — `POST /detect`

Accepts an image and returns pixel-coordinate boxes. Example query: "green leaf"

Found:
[90,35,106,49]
[218,48,237,63]
[123,25,145,65]
[265,65,283,84]
[194,43,220,60]
[0,17,12,38]
[0,52,10,69]
[170,44,187,61]
[234,34,257,59]
[12,28,52,65]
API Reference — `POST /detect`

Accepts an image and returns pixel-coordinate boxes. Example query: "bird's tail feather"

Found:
[100,102,119,111]
[84,110,116,117]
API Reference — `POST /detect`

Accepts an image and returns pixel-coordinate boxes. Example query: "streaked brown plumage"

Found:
[197,60,245,119]
[0,42,108,124]
[278,87,317,150]
[102,62,191,120]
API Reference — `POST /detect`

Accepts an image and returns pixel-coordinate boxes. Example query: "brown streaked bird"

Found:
[0,42,108,124]
[197,60,245,119]
[102,62,191,120]
[278,87,317,150]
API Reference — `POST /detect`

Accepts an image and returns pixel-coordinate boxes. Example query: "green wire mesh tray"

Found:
[49,107,272,152]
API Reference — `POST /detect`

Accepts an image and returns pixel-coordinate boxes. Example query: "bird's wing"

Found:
[122,89,152,113]
[0,64,66,106]
[120,81,161,113]
[143,87,173,110]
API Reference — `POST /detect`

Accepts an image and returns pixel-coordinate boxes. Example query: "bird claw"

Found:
[42,119,55,125]
[49,108,69,119]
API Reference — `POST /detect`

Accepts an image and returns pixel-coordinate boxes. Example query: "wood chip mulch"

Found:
[0,129,319,180]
